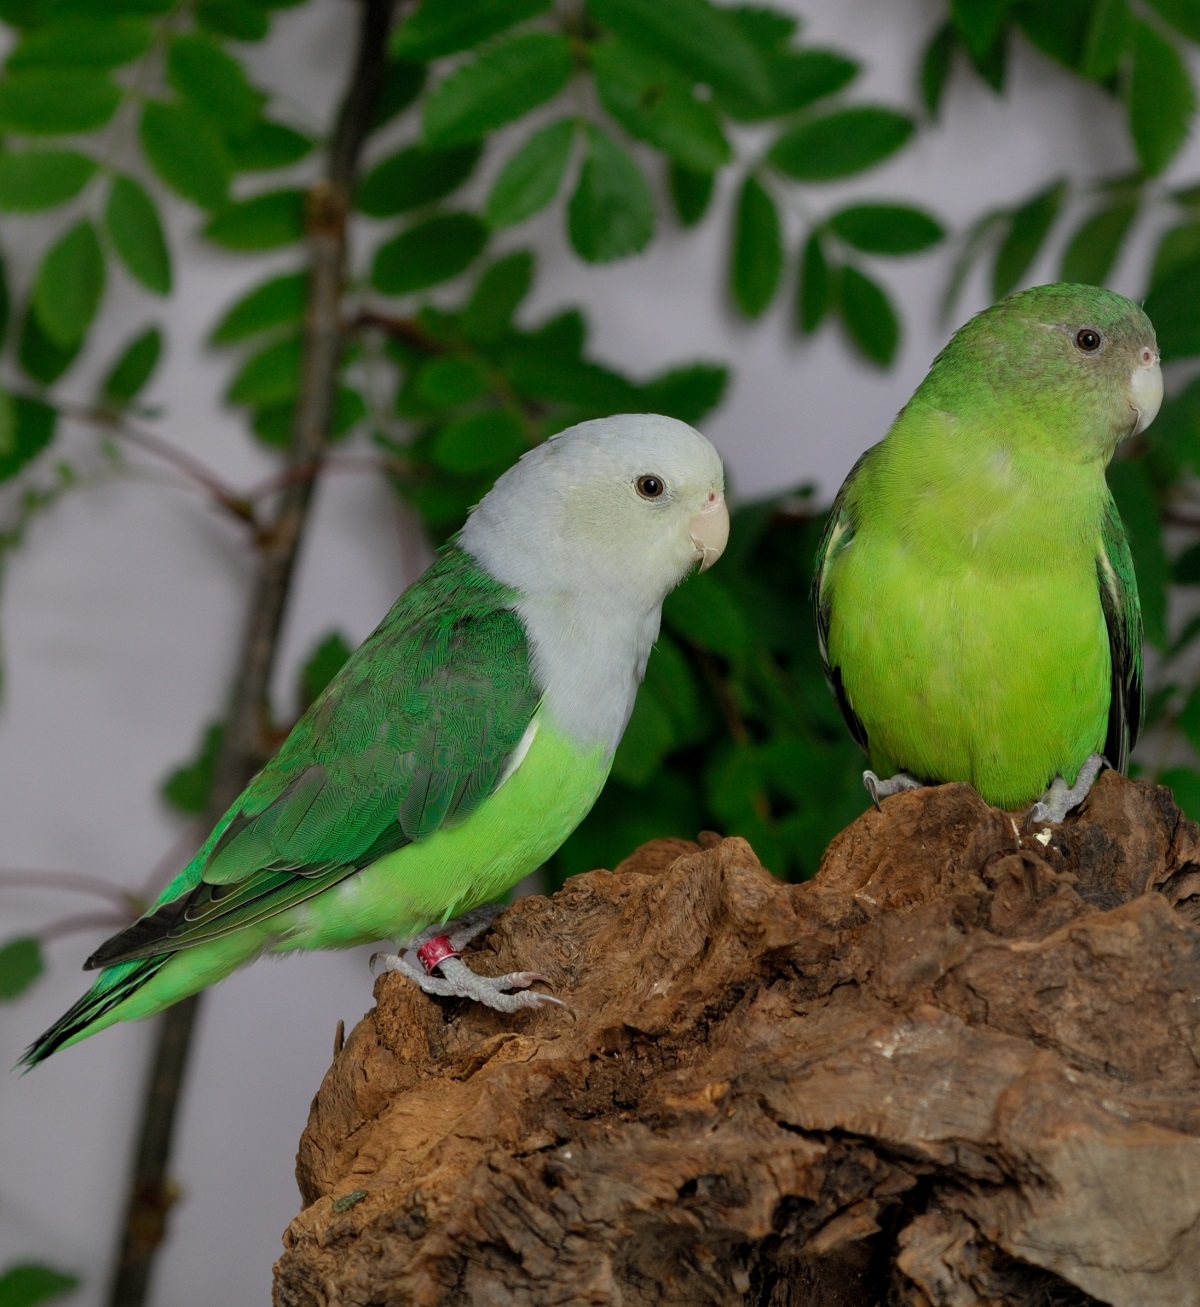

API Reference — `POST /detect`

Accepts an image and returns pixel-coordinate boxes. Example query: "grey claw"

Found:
[863,769,923,809]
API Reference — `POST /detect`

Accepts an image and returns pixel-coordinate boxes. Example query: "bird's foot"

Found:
[371,904,566,1014]
[863,769,923,810]
[1025,753,1106,828]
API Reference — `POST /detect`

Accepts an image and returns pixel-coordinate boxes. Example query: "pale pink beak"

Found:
[690,491,729,572]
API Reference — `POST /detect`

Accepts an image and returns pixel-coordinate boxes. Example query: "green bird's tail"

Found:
[17,956,169,1071]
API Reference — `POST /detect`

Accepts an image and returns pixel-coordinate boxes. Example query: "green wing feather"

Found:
[85,546,541,968]
[812,449,872,753]
[1097,490,1144,772]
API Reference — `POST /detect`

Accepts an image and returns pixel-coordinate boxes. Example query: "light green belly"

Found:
[831,544,1110,809]
[273,713,610,949]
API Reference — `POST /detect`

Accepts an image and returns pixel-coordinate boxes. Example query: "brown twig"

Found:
[348,308,445,354]
[0,869,141,913]
[103,4,400,1305]
[57,401,260,529]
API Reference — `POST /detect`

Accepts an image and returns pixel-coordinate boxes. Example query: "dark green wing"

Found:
[86,547,541,968]
[812,449,872,753]
[1097,491,1144,773]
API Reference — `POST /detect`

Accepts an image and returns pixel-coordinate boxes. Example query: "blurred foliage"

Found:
[2,0,1200,1284]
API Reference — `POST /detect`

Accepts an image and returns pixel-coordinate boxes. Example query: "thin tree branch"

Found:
[104,5,399,1305]
[0,869,140,913]
[57,401,260,530]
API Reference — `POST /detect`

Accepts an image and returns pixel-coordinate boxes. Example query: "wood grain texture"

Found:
[274,773,1200,1306]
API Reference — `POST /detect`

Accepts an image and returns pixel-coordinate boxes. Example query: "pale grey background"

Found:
[1,1,1196,1303]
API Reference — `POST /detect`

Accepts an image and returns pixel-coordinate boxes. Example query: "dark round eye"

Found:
[636,475,664,499]
[1075,328,1102,352]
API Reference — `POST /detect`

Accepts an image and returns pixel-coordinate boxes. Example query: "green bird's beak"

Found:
[1131,346,1163,437]
[690,492,729,572]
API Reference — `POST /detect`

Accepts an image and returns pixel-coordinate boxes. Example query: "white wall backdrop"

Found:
[1,1,1197,1303]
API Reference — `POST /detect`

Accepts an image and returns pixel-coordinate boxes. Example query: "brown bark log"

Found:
[273,772,1200,1306]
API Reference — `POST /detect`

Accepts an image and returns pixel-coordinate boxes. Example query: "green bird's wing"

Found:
[1097,492,1144,773]
[86,548,541,968]
[812,449,872,752]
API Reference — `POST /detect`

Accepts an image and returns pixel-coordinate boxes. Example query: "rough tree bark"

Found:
[274,772,1200,1307]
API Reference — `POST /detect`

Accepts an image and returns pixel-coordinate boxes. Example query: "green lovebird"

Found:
[22,414,728,1067]
[813,283,1161,822]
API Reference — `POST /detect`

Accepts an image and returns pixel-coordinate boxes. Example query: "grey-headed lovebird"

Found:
[23,414,728,1066]
[814,283,1161,823]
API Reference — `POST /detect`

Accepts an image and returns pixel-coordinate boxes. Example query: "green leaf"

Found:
[485,117,575,229]
[591,39,731,173]
[372,59,426,131]
[993,178,1066,300]
[461,249,534,342]
[1108,457,1167,648]
[828,203,944,255]
[1160,766,1200,823]
[0,393,55,479]
[0,252,10,352]
[588,0,771,109]
[767,106,915,182]
[413,356,490,408]
[298,631,352,712]
[432,408,527,474]
[225,119,313,171]
[1145,0,1200,42]
[950,0,1009,62]
[610,680,677,786]
[1128,20,1195,177]
[210,270,305,344]
[839,264,898,365]
[663,568,750,659]
[195,0,270,40]
[33,219,104,347]
[38,0,175,11]
[140,99,230,209]
[0,149,94,211]
[567,124,654,263]
[227,335,300,406]
[730,174,782,319]
[167,33,261,136]
[639,362,728,424]
[392,0,552,60]
[796,230,832,334]
[106,174,171,294]
[102,325,162,403]
[161,722,223,816]
[1081,0,1129,79]
[357,142,480,217]
[8,17,151,69]
[1145,248,1200,360]
[0,1263,78,1307]
[424,32,573,146]
[1059,199,1138,286]
[203,189,305,250]
[18,302,78,383]
[252,385,363,446]
[763,49,859,116]
[0,70,120,133]
[371,212,488,294]
[727,5,798,50]
[0,936,43,998]
[921,22,956,118]
[668,160,712,227]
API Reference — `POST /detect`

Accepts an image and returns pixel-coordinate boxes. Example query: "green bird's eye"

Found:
[636,475,665,499]
[1075,328,1102,352]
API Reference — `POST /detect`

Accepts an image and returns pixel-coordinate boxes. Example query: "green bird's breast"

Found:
[828,434,1113,809]
[273,709,610,950]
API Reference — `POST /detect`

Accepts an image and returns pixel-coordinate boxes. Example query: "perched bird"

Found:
[813,283,1161,822]
[23,414,728,1066]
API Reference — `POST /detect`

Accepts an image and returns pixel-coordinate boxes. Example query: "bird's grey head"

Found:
[459,414,728,608]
